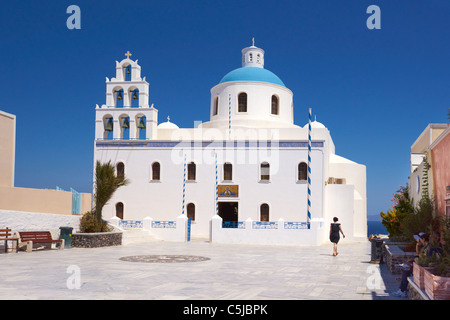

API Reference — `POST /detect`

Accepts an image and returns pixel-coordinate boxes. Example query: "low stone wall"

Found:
[72,231,122,248]
[382,242,416,274]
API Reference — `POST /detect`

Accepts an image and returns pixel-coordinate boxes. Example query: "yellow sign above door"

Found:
[218,185,239,197]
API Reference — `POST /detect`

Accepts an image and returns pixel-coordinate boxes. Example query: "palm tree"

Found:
[93,160,129,224]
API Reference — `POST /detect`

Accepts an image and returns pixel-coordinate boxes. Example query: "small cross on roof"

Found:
[125,51,132,59]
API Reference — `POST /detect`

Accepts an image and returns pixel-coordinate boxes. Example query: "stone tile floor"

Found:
[0,239,405,300]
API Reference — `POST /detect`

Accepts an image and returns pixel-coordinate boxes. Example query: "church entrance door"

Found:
[218,202,238,222]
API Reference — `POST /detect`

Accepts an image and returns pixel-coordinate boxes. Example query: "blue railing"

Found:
[252,221,278,229]
[70,188,81,215]
[221,221,309,229]
[56,186,81,215]
[222,221,245,229]
[119,220,143,228]
[152,221,176,229]
[284,222,310,229]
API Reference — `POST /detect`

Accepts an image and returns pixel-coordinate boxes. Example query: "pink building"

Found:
[430,126,450,219]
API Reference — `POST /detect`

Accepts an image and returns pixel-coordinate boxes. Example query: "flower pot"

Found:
[413,262,433,290]
[424,267,450,300]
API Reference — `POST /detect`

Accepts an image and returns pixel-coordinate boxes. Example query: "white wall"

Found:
[95,144,325,238]
[210,215,326,245]
[205,81,295,129]
[324,184,367,242]
[328,154,367,240]
[324,185,354,240]
[0,210,81,240]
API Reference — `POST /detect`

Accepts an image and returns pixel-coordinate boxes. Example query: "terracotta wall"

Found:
[431,131,450,218]
[0,186,91,215]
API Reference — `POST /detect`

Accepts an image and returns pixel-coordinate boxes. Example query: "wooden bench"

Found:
[0,228,19,253]
[16,231,64,252]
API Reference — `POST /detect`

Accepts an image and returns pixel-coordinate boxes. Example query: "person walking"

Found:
[330,217,345,256]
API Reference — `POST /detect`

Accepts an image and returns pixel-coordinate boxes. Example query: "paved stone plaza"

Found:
[0,239,404,300]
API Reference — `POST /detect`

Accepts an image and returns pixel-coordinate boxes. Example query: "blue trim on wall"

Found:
[96,140,324,148]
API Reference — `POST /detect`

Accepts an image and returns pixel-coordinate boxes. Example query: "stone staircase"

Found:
[121,229,159,245]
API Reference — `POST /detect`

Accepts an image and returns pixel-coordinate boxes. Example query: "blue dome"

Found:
[219,67,285,87]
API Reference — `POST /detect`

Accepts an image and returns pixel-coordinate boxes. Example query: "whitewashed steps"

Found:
[122,229,158,245]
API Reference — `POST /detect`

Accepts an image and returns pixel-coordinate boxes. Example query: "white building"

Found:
[93,44,367,244]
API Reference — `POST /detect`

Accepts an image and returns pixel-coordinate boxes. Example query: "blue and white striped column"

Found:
[182,154,186,215]
[215,152,219,215]
[307,108,312,228]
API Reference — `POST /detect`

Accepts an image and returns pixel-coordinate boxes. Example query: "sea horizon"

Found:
[367,220,388,236]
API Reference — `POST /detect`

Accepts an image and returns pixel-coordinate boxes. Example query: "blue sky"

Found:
[1,1,449,218]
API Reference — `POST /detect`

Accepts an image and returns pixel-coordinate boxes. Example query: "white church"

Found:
[93,42,367,245]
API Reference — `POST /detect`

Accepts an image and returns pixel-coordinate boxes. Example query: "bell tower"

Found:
[95,52,158,141]
[241,38,264,68]
[106,51,150,108]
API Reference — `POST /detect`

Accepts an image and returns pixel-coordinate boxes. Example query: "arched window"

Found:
[238,93,247,112]
[271,95,279,115]
[260,203,269,222]
[298,162,308,181]
[116,162,125,178]
[187,162,196,181]
[152,162,160,181]
[116,202,124,219]
[260,162,270,181]
[187,203,195,221]
[213,96,219,116]
[224,163,232,181]
[249,53,253,62]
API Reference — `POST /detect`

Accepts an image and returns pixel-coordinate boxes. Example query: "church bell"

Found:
[132,91,138,100]
[116,91,123,101]
[104,117,113,132]
[121,117,130,129]
[137,117,146,129]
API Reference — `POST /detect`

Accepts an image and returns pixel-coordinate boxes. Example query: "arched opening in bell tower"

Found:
[119,114,130,140]
[103,114,114,140]
[129,87,139,107]
[114,87,124,107]
[123,64,131,81]
[136,114,146,140]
